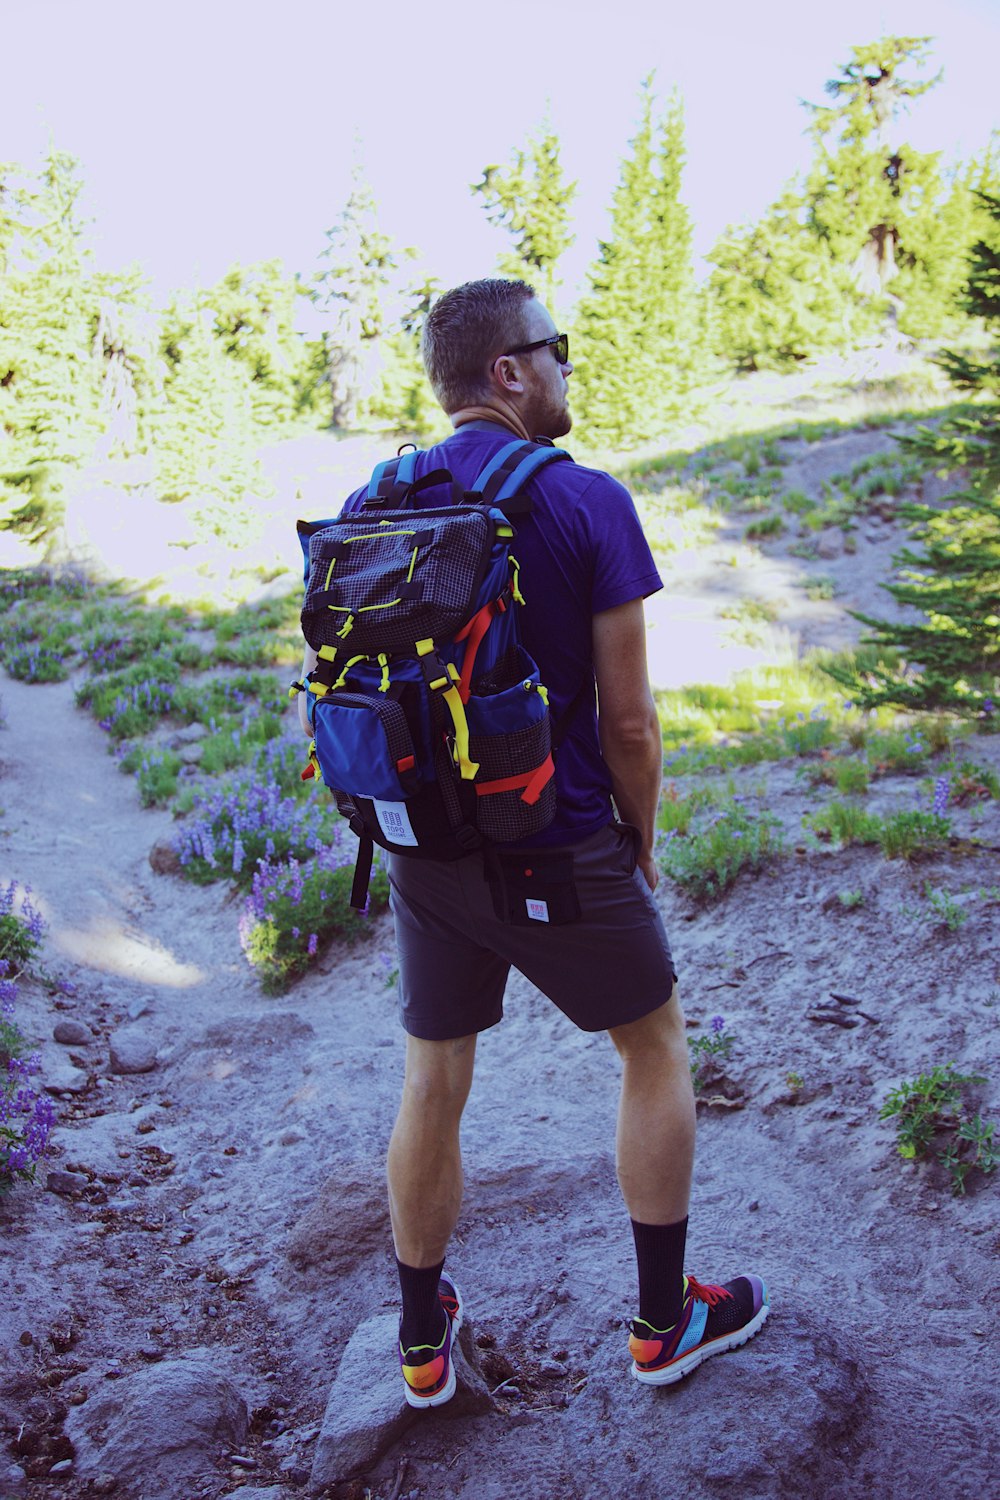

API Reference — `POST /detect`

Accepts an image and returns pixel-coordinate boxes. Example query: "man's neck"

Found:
[450,402,532,443]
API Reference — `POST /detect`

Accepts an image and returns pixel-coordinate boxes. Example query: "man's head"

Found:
[422,278,573,439]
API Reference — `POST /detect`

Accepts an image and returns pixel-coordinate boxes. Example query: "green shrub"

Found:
[879,1064,996,1194]
[806,800,881,846]
[832,759,870,795]
[877,809,951,860]
[5,645,69,682]
[782,489,816,515]
[135,751,183,808]
[804,575,838,600]
[923,882,969,932]
[744,514,785,540]
[660,801,783,901]
[239,851,390,993]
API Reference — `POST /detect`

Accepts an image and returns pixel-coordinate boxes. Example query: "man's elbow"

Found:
[600,704,661,756]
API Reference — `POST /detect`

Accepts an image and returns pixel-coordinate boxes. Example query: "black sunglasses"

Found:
[501,332,569,366]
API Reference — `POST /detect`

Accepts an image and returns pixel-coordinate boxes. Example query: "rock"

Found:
[108,1033,157,1075]
[815,528,845,560]
[0,1462,28,1496]
[178,743,204,765]
[65,1349,248,1500]
[309,1314,493,1488]
[228,1490,286,1500]
[48,1459,73,1476]
[172,721,209,745]
[563,1299,868,1498]
[149,840,182,875]
[46,1170,87,1198]
[53,1019,92,1046]
[42,1054,89,1095]
[285,1174,390,1276]
[127,996,152,1021]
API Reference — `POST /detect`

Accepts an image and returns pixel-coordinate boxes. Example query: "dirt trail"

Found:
[1,422,999,1499]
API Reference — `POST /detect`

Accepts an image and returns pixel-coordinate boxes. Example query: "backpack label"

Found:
[373,800,418,847]
[525,897,550,923]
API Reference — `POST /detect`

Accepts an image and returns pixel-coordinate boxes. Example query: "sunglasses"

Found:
[501,332,570,366]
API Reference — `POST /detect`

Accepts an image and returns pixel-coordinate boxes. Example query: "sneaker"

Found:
[399,1273,464,1409]
[629,1273,769,1385]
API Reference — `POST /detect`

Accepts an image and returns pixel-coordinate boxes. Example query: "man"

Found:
[300,278,768,1407]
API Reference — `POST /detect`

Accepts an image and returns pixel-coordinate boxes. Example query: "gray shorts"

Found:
[387,822,677,1040]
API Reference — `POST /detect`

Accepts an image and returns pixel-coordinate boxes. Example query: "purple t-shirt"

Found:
[341,425,662,845]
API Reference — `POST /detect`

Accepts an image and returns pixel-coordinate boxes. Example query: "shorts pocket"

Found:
[485,848,581,926]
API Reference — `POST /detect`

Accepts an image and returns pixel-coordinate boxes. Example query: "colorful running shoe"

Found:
[399,1272,464,1409]
[628,1273,769,1385]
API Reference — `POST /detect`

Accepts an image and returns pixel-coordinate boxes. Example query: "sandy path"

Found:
[2,658,999,1497]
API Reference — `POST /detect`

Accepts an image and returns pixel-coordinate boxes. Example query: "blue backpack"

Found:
[294,439,575,906]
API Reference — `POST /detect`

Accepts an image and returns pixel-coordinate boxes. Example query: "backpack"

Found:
[294,439,577,908]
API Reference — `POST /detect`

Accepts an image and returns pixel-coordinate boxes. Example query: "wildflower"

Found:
[307,933,318,957]
[711,1015,726,1033]
[932,777,950,816]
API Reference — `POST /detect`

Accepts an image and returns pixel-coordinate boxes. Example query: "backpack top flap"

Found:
[301,504,502,654]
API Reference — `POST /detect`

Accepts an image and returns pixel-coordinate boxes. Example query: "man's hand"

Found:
[299,644,318,736]
[638,853,660,893]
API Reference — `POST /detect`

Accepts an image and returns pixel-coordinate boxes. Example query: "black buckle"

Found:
[420,651,449,689]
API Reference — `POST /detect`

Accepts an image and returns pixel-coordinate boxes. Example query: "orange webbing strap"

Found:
[454,597,505,704]
[300,740,323,785]
[473,754,554,805]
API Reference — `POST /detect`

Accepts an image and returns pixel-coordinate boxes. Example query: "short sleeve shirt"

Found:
[341,424,662,844]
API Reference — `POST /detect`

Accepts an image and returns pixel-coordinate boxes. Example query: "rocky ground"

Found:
[1,384,998,1499]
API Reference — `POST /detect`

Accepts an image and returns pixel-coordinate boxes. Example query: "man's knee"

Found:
[608,986,686,1063]
[401,1033,477,1107]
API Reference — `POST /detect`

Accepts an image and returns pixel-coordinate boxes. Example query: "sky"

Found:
[5,0,999,321]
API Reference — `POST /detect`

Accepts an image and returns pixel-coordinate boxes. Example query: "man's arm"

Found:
[592,598,663,891]
[298,643,318,736]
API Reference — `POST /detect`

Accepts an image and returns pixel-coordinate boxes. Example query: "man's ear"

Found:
[491,354,525,396]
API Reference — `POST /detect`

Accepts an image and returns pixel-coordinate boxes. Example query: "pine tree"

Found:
[805,36,945,317]
[708,188,853,370]
[201,259,317,428]
[0,151,104,542]
[572,83,700,444]
[367,273,446,439]
[148,304,266,546]
[828,191,1000,715]
[472,122,577,309]
[312,166,400,429]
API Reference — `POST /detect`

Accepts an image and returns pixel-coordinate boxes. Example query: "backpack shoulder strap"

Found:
[296,516,340,581]
[472,440,572,512]
[366,448,421,506]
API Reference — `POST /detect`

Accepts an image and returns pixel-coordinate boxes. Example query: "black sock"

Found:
[396,1256,447,1353]
[630,1215,688,1330]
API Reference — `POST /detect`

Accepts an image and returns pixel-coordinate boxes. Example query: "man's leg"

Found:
[387,1032,477,1267]
[609,989,695,1336]
[609,986,695,1225]
[610,989,770,1382]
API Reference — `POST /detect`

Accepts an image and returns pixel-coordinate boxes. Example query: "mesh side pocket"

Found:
[470,714,556,842]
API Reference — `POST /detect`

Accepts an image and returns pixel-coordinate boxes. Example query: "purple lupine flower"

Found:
[307,933,318,957]
[932,777,950,816]
[711,1015,726,1033]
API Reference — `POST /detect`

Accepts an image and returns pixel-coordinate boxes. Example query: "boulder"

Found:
[309,1314,493,1489]
[64,1349,247,1500]
[149,840,182,875]
[108,1033,157,1075]
[52,1019,92,1046]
